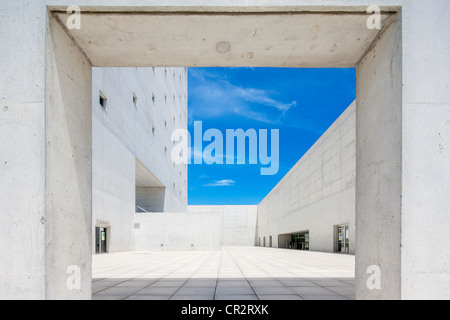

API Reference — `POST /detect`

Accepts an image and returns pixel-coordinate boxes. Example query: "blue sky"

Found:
[187,67,355,205]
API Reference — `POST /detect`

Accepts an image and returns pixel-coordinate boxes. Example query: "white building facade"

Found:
[257,102,356,254]
[92,67,188,253]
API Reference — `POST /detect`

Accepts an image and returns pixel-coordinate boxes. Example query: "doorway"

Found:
[291,232,309,250]
[95,227,108,254]
[336,225,350,254]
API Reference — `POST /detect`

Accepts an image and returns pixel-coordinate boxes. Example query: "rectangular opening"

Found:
[335,224,350,254]
[95,227,108,254]
[133,92,137,107]
[41,6,404,301]
[278,231,310,250]
[99,91,107,110]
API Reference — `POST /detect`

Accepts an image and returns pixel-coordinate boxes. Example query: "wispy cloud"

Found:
[189,69,297,124]
[204,179,235,187]
[189,147,237,164]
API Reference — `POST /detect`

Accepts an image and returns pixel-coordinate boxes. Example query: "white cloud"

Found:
[204,179,235,187]
[189,69,297,124]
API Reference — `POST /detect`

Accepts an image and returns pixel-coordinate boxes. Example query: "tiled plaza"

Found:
[92,246,355,300]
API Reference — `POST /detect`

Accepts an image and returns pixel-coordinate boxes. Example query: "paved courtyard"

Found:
[92,246,355,300]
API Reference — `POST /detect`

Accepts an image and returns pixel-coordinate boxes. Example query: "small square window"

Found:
[99,91,107,110]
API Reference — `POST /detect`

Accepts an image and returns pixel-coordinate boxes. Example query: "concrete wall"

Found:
[133,212,221,251]
[188,205,258,246]
[257,102,356,254]
[0,0,47,299]
[132,205,257,251]
[92,67,187,253]
[400,0,450,300]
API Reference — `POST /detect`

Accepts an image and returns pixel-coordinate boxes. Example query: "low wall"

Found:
[132,205,257,251]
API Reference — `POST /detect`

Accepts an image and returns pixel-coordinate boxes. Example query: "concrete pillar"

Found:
[45,14,92,299]
[355,14,402,300]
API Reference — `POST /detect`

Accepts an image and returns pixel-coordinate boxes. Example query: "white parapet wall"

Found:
[257,101,356,254]
[188,205,258,246]
[132,211,222,251]
[132,206,258,251]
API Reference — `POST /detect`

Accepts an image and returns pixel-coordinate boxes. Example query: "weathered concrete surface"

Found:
[44,14,93,300]
[356,15,402,300]
[54,11,393,68]
[257,102,356,254]
[400,0,450,300]
[0,0,47,300]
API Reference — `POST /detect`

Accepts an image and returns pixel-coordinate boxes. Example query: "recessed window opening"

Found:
[99,91,107,110]
[132,92,137,107]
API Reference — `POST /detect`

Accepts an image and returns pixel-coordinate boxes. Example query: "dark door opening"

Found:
[336,225,349,254]
[291,232,309,250]
[95,227,108,254]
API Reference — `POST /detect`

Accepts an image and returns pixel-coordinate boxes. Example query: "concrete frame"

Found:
[1,0,449,300]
